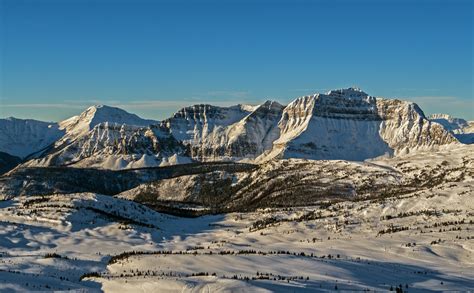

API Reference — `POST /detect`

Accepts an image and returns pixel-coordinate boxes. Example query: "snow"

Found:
[23,122,189,170]
[59,105,158,140]
[0,89,472,292]
[167,104,253,143]
[3,89,467,170]
[1,187,472,291]
[282,116,392,160]
[0,117,64,158]
[260,90,458,162]
[429,113,474,144]
[0,146,472,292]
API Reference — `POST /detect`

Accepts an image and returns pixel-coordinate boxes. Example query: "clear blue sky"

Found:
[1,0,472,121]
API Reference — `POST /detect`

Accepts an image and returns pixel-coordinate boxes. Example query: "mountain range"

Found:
[1,88,473,291]
[0,88,471,173]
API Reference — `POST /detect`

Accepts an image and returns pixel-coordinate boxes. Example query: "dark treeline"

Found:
[107,249,348,265]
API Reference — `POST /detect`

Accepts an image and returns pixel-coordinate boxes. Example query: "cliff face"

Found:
[4,88,462,170]
[259,88,457,162]
[428,114,474,144]
[377,100,457,155]
[24,123,190,169]
[164,102,284,161]
[264,89,388,161]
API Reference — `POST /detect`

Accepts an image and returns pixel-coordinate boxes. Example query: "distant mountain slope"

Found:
[59,105,158,140]
[429,114,474,144]
[258,88,457,161]
[23,105,169,169]
[0,117,64,158]
[24,123,190,170]
[164,102,284,161]
[0,152,21,175]
[0,105,158,161]
[1,88,465,170]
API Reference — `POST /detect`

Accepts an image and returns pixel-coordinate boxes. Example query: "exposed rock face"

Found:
[266,88,387,161]
[377,101,457,155]
[59,105,157,140]
[1,88,462,170]
[164,102,284,161]
[259,88,457,161]
[24,123,190,169]
[226,101,284,158]
[429,114,474,144]
[14,105,166,169]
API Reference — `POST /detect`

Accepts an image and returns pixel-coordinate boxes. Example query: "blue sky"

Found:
[1,0,472,121]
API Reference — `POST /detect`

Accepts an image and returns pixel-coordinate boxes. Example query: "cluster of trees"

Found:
[229,272,309,282]
[191,272,217,277]
[84,207,156,228]
[377,225,410,236]
[79,272,101,280]
[455,235,472,240]
[88,269,312,283]
[380,209,450,220]
[431,219,466,227]
[389,284,408,292]
[430,238,444,245]
[249,217,279,231]
[108,249,347,265]
[44,253,68,259]
[418,219,468,234]
[22,196,51,207]
[249,209,330,232]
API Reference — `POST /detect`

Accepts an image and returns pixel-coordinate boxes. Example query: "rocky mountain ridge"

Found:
[1,88,469,171]
[428,113,474,144]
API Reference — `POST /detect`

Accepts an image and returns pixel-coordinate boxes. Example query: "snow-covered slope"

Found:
[164,103,279,161]
[162,88,456,164]
[24,123,190,170]
[428,113,470,131]
[59,105,158,140]
[22,106,174,169]
[429,113,474,144]
[376,98,456,153]
[266,89,390,161]
[0,117,64,158]
[259,88,457,161]
[0,144,472,292]
[3,89,465,170]
[225,101,284,159]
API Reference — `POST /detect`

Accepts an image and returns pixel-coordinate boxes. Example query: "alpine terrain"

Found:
[0,88,473,292]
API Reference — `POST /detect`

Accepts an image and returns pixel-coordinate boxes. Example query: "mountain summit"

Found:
[428,114,474,144]
[1,88,469,171]
[59,105,158,139]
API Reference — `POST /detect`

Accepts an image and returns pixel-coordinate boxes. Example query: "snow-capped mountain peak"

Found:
[59,105,158,139]
[260,100,283,109]
[428,113,469,130]
[238,103,260,112]
[2,88,469,171]
[428,113,474,144]
[325,87,369,99]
